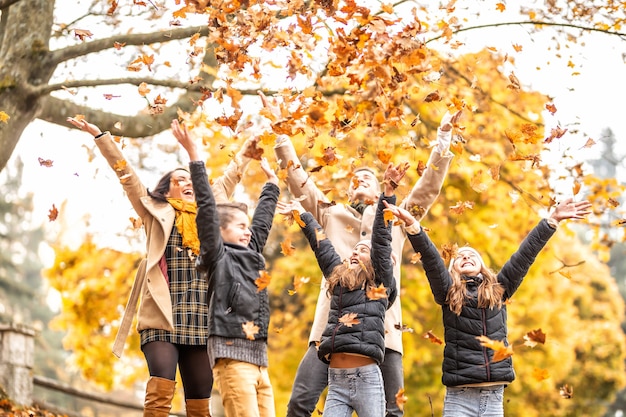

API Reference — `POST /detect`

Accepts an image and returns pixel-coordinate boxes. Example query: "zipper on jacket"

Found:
[482,308,491,381]
[331,287,344,351]
[225,282,240,315]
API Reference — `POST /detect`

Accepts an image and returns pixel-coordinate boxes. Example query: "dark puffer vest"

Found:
[407,219,556,386]
[299,193,397,365]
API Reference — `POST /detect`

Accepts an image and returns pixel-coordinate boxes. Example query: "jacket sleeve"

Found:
[407,229,450,305]
[211,150,252,203]
[93,132,149,218]
[274,138,332,224]
[497,219,556,298]
[299,212,343,278]
[190,161,224,279]
[372,193,397,307]
[399,146,453,220]
[248,182,280,253]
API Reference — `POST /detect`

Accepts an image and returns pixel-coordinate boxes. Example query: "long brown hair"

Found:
[446,256,505,316]
[326,259,375,297]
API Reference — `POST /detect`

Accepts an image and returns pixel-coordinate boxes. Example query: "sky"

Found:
[4,0,626,265]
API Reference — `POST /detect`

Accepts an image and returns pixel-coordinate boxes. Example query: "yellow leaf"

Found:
[0,111,10,123]
[280,238,296,256]
[383,208,395,227]
[255,270,271,292]
[395,388,408,411]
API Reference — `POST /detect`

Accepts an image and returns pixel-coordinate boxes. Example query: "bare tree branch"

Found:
[426,21,626,44]
[37,93,203,137]
[48,25,209,66]
[36,77,206,95]
[0,0,21,9]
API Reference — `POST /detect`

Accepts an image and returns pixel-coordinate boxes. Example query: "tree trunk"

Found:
[0,0,55,172]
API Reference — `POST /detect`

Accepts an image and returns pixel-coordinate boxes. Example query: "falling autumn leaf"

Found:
[377,150,392,164]
[0,111,9,123]
[38,157,53,167]
[477,335,514,362]
[129,217,143,229]
[74,29,93,41]
[580,138,597,149]
[242,321,260,340]
[395,388,408,411]
[280,238,296,256]
[394,323,414,333]
[338,312,360,327]
[366,283,388,300]
[523,328,546,347]
[507,71,521,90]
[48,204,59,222]
[243,141,264,160]
[255,270,271,292]
[409,252,421,264]
[383,209,395,227]
[559,384,573,399]
[424,330,443,345]
[288,276,310,295]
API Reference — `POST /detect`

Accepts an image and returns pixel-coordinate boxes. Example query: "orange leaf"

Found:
[280,238,296,256]
[395,388,408,411]
[242,321,260,340]
[129,217,143,229]
[338,312,360,327]
[113,159,127,172]
[366,283,388,300]
[38,157,53,167]
[523,328,546,347]
[255,270,271,292]
[377,150,392,164]
[477,335,514,362]
[383,209,395,227]
[293,211,306,228]
[138,82,151,97]
[288,276,310,295]
[424,330,443,345]
[74,29,93,41]
[48,204,59,222]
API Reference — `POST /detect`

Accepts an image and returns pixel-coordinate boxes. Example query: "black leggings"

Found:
[142,341,213,399]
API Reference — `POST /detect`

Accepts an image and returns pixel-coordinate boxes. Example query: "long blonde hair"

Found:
[326,259,375,297]
[446,253,505,315]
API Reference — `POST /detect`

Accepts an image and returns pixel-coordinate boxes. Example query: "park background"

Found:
[1,0,626,415]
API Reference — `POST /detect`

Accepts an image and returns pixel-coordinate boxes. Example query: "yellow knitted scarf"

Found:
[167,198,200,255]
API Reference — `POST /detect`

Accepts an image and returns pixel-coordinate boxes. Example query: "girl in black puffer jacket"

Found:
[277,163,406,417]
[384,198,591,417]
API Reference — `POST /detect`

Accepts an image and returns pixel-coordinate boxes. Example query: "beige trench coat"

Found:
[92,133,251,358]
[274,137,453,354]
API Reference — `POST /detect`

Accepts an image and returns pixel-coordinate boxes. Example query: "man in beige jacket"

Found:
[274,110,460,417]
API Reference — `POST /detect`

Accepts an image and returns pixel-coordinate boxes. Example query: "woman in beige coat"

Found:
[68,117,256,417]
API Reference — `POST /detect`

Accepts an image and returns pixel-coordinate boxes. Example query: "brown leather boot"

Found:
[185,398,211,417]
[143,376,176,417]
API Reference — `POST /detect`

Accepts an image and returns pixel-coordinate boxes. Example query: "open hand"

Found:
[67,117,102,137]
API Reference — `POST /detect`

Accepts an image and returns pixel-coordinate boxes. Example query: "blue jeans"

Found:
[286,344,404,417]
[323,364,385,417]
[443,385,505,417]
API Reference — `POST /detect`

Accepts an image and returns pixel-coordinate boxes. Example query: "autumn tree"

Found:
[6,0,624,415]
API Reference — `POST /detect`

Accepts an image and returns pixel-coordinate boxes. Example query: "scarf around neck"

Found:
[166,198,200,255]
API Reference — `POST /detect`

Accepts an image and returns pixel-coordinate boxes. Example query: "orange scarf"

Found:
[167,198,200,255]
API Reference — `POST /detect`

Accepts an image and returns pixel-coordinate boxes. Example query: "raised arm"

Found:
[277,200,342,277]
[248,157,280,253]
[172,123,224,275]
[170,119,256,203]
[383,201,450,305]
[498,198,592,297]
[400,110,462,218]
[67,117,149,218]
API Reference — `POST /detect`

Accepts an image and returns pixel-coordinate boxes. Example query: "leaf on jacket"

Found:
[366,283,388,300]
[523,328,546,347]
[395,387,408,411]
[293,211,306,227]
[338,312,360,327]
[315,229,326,244]
[255,270,271,292]
[477,335,514,362]
[424,330,443,345]
[242,321,260,340]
